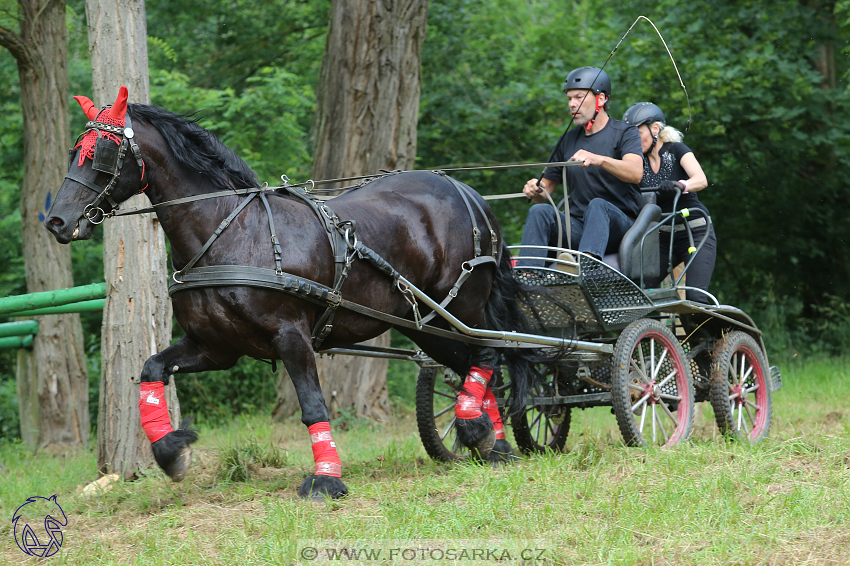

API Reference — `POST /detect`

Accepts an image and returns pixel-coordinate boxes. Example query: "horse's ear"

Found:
[73,96,99,120]
[107,86,129,121]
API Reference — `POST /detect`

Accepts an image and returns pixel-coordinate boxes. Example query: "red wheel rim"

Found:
[627,330,691,447]
[725,345,768,439]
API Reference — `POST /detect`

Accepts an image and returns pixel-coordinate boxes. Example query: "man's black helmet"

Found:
[562,66,611,97]
[623,102,665,127]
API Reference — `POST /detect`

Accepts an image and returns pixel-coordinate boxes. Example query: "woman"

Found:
[623,102,716,303]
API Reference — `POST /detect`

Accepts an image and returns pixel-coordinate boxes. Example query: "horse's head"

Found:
[45,86,147,243]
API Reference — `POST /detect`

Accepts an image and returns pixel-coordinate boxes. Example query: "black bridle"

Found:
[65,112,144,224]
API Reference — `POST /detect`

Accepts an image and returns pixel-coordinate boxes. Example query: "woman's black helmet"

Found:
[623,102,665,127]
[563,67,611,97]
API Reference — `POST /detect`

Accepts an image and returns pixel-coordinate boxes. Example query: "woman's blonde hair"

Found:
[654,122,683,144]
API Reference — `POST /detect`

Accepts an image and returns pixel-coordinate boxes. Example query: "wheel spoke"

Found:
[630,357,651,385]
[652,403,658,443]
[736,401,743,431]
[434,389,456,400]
[654,344,669,381]
[656,368,678,391]
[631,393,651,413]
[659,398,679,426]
[744,399,760,411]
[434,403,455,418]
[654,408,670,444]
[650,339,657,381]
[658,393,682,402]
[440,417,457,442]
[638,402,648,433]
[637,342,648,382]
[746,384,760,394]
[628,382,645,393]
[729,354,739,385]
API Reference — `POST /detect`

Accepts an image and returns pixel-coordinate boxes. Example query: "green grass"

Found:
[0,357,848,565]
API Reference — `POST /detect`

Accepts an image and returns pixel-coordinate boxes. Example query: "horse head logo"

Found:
[12,494,67,558]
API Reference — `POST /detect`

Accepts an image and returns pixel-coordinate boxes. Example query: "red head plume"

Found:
[107,86,129,126]
[73,95,98,120]
[73,86,129,124]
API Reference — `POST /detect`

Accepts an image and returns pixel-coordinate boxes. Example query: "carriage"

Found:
[46,87,781,498]
[330,191,784,459]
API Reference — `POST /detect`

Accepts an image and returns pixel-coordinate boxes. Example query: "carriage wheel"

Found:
[709,331,772,441]
[611,319,694,447]
[415,365,470,462]
[510,364,571,454]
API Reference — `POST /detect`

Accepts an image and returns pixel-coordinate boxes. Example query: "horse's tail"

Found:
[484,242,543,416]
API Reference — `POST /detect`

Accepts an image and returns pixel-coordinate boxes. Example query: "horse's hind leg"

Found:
[139,335,237,481]
[272,329,348,500]
[454,346,499,460]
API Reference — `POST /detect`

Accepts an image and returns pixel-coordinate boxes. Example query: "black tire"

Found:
[415,365,469,462]
[510,364,571,454]
[709,331,772,441]
[611,318,694,447]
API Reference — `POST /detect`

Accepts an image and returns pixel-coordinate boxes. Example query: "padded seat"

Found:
[603,202,662,283]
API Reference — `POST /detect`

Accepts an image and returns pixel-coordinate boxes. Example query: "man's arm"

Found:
[569,150,643,184]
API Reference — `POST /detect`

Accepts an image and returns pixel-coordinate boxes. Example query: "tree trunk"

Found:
[85,0,178,480]
[1,0,90,450]
[275,0,428,423]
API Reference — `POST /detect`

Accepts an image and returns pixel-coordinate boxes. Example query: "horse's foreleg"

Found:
[140,335,237,481]
[273,330,348,500]
[454,347,499,460]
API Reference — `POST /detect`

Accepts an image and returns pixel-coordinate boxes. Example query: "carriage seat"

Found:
[602,200,662,284]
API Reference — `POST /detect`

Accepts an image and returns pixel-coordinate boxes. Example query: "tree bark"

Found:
[85,0,178,480]
[2,0,90,450]
[275,0,428,423]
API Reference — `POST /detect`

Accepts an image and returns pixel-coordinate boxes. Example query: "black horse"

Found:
[45,87,536,498]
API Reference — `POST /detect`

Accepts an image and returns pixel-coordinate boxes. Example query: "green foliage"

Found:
[217,437,289,482]
[174,357,277,426]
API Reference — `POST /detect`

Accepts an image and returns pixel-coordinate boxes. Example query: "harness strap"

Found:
[167,265,510,348]
[172,192,259,282]
[258,192,283,274]
[420,255,496,324]
[452,178,499,258]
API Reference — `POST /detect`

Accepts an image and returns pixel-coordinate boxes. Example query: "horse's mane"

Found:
[127,103,259,191]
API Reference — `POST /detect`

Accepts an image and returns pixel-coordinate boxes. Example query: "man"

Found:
[517,66,643,267]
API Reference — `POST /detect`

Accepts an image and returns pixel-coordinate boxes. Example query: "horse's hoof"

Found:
[151,420,199,482]
[168,446,193,482]
[455,414,495,460]
[298,474,348,500]
[487,439,520,467]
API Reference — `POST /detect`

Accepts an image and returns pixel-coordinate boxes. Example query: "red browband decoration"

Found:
[308,422,341,477]
[73,86,128,166]
[139,381,174,443]
[455,367,493,420]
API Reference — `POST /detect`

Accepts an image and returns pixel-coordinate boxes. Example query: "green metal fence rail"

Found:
[0,282,106,317]
[0,283,107,350]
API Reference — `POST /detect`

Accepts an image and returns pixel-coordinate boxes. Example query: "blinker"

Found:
[92,136,120,174]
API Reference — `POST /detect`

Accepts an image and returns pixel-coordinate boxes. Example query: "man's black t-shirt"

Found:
[639,141,709,215]
[542,118,643,219]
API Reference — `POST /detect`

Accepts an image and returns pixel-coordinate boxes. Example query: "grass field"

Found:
[0,356,848,565]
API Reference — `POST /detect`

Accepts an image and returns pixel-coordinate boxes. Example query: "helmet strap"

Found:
[586,93,605,132]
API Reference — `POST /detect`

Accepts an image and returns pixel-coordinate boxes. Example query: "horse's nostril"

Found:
[48,217,63,227]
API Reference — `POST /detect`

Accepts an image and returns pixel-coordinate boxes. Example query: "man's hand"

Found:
[571,149,604,167]
[523,178,545,199]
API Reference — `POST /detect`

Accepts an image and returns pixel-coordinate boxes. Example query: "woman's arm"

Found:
[679,152,708,192]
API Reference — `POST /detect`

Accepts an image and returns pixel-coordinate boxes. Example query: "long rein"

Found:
[110,160,584,218]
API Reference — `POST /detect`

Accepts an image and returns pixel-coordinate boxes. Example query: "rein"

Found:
[105,160,584,217]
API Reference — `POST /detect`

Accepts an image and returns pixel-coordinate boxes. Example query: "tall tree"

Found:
[275,0,429,421]
[85,0,179,479]
[0,0,89,449]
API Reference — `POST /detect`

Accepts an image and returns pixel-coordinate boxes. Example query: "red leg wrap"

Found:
[455,367,493,420]
[482,388,506,440]
[139,382,174,443]
[308,422,342,478]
